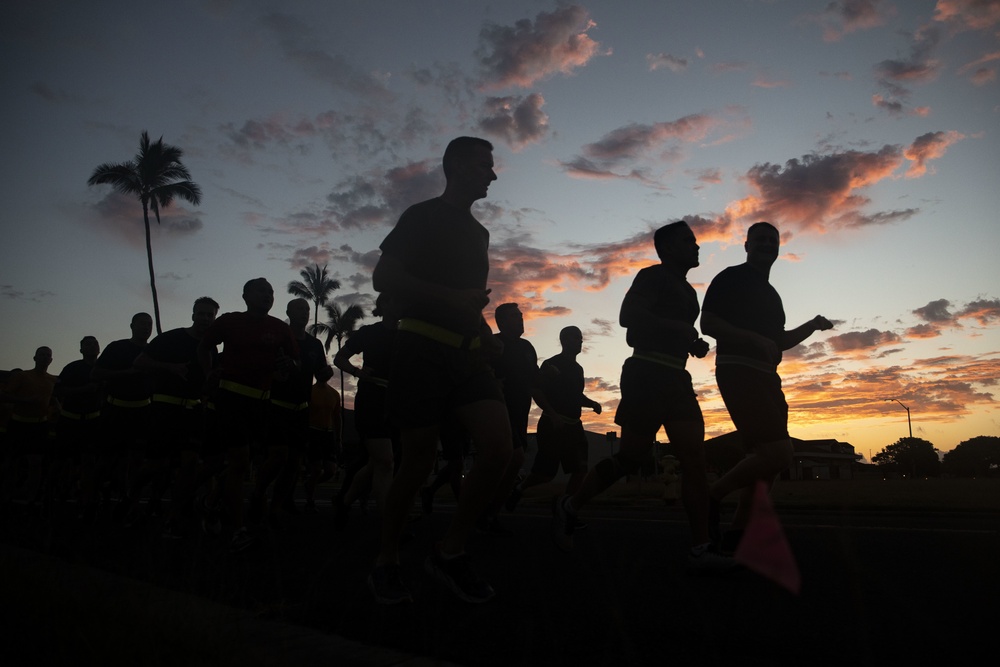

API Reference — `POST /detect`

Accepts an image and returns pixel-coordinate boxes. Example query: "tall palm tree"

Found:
[88,131,202,335]
[313,302,365,397]
[287,264,340,330]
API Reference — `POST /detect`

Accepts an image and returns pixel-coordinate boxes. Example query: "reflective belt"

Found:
[218,380,269,400]
[715,354,778,374]
[152,394,202,408]
[398,318,481,350]
[270,399,309,411]
[11,414,47,423]
[60,409,101,420]
[106,396,151,408]
[632,349,686,371]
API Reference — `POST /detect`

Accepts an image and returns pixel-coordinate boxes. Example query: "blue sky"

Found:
[2,0,998,457]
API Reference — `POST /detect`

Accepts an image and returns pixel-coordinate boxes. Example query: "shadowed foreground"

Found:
[1,486,996,666]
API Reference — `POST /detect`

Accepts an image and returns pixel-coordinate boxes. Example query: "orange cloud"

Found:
[934,0,1000,31]
[812,0,895,42]
[904,130,966,177]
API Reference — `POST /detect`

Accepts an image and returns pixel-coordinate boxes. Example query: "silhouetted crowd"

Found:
[1,136,834,606]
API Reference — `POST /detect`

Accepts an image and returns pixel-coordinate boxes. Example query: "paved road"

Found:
[2,493,997,666]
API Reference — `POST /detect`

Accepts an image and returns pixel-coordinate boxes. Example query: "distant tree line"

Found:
[872,435,1000,478]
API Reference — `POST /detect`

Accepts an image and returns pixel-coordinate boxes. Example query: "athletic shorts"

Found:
[388,330,504,429]
[354,382,392,439]
[307,428,338,463]
[267,401,309,449]
[531,414,588,478]
[212,387,268,452]
[100,403,149,455]
[146,402,203,459]
[506,404,529,451]
[716,363,788,450]
[614,357,703,433]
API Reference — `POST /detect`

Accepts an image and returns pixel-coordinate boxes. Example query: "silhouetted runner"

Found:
[369,136,511,604]
[701,222,833,553]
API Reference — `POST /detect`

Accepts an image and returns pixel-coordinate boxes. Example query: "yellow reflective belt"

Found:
[398,318,481,350]
[106,396,151,408]
[60,409,101,420]
[632,349,686,371]
[219,380,269,400]
[11,414,47,423]
[152,394,202,408]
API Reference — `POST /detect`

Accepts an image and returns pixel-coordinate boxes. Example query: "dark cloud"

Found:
[477,93,550,151]
[646,53,687,72]
[827,328,902,352]
[903,131,965,177]
[476,5,607,89]
[261,12,392,102]
[90,192,204,248]
[913,298,954,323]
[933,0,1000,31]
[1,285,56,302]
[810,0,895,42]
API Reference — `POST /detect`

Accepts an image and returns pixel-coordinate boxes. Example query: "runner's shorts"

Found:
[716,363,788,450]
[614,357,703,432]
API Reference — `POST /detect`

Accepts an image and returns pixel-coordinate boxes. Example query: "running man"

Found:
[515,326,602,502]
[198,278,298,552]
[701,221,833,553]
[552,221,730,568]
[368,136,512,604]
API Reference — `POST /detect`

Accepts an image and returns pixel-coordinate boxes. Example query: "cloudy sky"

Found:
[2,0,998,458]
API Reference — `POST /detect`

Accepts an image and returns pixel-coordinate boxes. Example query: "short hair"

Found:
[243,277,269,295]
[131,312,152,324]
[653,221,690,260]
[494,302,519,321]
[80,336,98,347]
[193,296,220,312]
[442,136,493,180]
[747,221,779,240]
[559,325,582,344]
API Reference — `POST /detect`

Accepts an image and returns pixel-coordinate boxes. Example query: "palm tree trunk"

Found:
[142,200,163,335]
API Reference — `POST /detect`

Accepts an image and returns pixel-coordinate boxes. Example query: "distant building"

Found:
[704,431,863,480]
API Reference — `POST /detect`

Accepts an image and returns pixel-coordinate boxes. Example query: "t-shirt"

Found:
[622,263,700,359]
[342,323,395,385]
[144,328,207,399]
[57,360,101,414]
[96,339,151,401]
[379,197,489,335]
[271,333,327,404]
[492,334,538,419]
[201,312,299,391]
[702,263,786,363]
[537,353,585,421]
[6,369,56,419]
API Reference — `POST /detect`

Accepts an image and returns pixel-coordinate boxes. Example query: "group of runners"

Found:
[0,135,833,605]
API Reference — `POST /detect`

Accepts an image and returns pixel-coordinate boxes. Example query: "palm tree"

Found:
[313,302,366,397]
[88,131,202,335]
[287,264,340,330]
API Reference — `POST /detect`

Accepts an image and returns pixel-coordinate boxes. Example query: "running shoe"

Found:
[369,563,413,605]
[687,544,737,572]
[551,495,576,552]
[229,527,257,553]
[425,547,495,603]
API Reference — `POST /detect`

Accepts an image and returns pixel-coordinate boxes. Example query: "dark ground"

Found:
[1,489,997,666]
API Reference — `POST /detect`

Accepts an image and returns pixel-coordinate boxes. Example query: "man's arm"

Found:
[780,315,833,351]
[701,310,780,363]
[619,277,698,341]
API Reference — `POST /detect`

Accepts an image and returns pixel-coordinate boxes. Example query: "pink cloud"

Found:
[934,0,1000,31]
[477,5,608,89]
[813,0,895,42]
[903,130,965,177]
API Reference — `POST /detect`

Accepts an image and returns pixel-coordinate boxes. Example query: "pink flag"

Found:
[734,480,802,595]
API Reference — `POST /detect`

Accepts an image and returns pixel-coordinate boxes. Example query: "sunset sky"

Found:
[2,0,998,459]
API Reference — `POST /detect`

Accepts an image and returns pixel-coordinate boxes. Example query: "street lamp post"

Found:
[884,398,912,438]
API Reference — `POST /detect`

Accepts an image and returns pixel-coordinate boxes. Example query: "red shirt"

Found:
[202,312,299,391]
